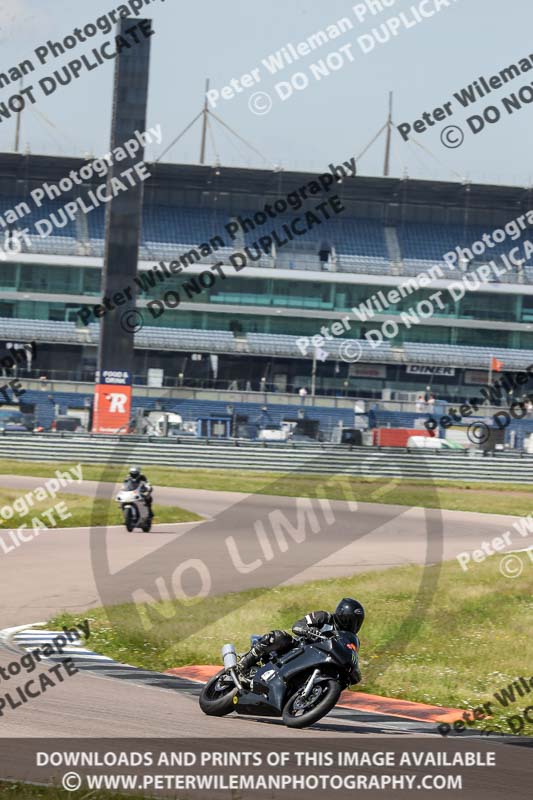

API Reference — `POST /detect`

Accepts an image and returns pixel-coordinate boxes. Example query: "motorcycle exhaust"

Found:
[221,643,242,691]
[222,643,237,670]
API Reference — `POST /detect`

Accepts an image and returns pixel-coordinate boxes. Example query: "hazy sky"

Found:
[0,0,531,186]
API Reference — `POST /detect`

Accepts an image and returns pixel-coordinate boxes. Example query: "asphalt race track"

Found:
[0,475,527,742]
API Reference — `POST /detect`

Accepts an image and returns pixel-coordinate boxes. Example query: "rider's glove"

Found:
[293,624,321,639]
[292,622,309,636]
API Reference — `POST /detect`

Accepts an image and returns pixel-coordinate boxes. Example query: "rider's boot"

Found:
[238,647,261,671]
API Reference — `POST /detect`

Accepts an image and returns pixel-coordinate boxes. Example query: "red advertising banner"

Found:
[92,370,132,433]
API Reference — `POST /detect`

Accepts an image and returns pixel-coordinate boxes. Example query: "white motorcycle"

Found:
[116,483,152,532]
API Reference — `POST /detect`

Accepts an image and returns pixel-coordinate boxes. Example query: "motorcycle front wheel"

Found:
[125,507,135,532]
[199,670,238,716]
[282,678,341,728]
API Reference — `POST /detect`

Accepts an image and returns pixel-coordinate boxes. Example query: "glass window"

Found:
[0,264,16,290]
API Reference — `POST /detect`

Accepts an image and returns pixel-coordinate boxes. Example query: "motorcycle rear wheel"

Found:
[199,670,238,716]
[282,678,341,728]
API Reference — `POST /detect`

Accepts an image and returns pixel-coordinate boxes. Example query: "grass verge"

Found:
[1,458,533,516]
[0,488,201,529]
[0,784,137,799]
[50,553,533,736]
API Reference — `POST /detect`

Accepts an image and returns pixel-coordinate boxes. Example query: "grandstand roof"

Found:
[1,153,532,222]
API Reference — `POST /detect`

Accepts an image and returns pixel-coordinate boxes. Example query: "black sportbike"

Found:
[199,629,360,728]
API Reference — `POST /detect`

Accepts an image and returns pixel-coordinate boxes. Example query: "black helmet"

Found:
[129,466,141,479]
[334,598,365,633]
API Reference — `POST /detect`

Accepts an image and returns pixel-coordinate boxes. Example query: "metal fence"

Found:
[1,433,532,483]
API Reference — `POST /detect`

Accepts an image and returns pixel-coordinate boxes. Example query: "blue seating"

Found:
[0,191,531,281]
[4,318,533,371]
[397,222,533,276]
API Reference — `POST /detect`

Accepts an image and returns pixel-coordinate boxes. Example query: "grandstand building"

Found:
[2,152,533,402]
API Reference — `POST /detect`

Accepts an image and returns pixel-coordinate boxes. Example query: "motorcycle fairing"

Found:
[236,643,339,716]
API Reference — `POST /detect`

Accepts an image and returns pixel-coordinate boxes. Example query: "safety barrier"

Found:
[0,433,532,483]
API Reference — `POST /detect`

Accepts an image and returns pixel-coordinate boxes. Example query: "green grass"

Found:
[1,458,533,516]
[50,553,533,737]
[0,784,137,799]
[0,488,200,529]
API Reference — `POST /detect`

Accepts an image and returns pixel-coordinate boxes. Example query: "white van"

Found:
[258,425,291,442]
[407,436,460,450]
[154,413,183,437]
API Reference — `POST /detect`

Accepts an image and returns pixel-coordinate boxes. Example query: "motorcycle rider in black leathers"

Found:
[238,598,364,684]
[124,466,153,518]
